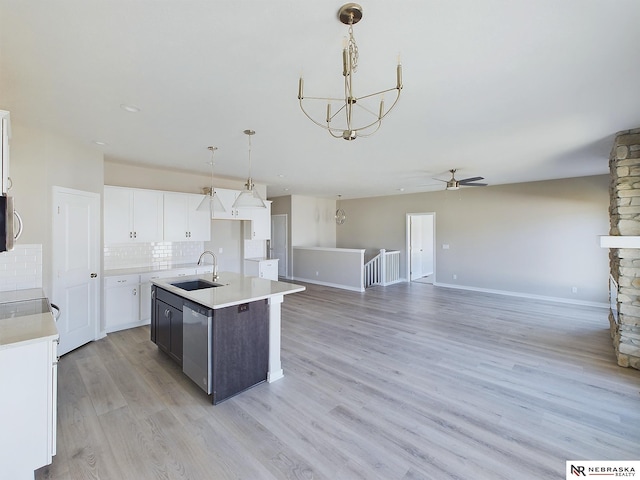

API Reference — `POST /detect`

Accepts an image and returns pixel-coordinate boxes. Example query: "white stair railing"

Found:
[364,249,401,288]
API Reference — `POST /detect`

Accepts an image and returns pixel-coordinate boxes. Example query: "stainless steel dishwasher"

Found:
[182,301,213,394]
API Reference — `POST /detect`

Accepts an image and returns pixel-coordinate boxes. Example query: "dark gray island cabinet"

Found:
[150,272,304,404]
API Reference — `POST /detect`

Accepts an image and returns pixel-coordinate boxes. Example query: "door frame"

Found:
[406,212,436,283]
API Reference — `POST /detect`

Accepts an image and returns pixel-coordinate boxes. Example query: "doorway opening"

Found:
[406,213,435,284]
[271,214,288,279]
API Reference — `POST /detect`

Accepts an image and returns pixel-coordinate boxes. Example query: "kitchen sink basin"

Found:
[170,280,223,291]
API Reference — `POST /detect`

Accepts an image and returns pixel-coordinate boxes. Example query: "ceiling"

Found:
[2,1,640,199]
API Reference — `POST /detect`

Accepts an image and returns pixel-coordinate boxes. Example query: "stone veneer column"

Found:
[608,127,640,370]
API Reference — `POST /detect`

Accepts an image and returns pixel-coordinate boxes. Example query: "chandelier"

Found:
[232,129,266,209]
[197,146,226,218]
[297,3,402,141]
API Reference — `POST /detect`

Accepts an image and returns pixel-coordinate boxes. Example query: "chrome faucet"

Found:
[197,250,219,281]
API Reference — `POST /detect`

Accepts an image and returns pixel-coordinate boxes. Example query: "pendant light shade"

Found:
[197,147,226,218]
[233,129,266,209]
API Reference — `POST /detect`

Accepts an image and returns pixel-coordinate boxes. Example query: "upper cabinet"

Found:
[246,201,272,240]
[1,110,10,194]
[163,193,211,242]
[104,186,164,244]
[213,188,251,220]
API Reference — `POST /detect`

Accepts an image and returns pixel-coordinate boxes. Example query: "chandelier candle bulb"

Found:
[378,99,384,119]
[343,48,349,76]
[298,77,304,99]
[397,64,402,89]
[326,103,332,123]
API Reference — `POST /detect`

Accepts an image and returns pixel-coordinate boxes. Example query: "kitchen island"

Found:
[150,272,304,403]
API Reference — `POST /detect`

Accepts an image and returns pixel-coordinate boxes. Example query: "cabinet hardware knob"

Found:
[90,273,97,278]
[133,288,137,295]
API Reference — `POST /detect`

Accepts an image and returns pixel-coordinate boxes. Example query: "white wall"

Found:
[9,120,104,296]
[338,175,610,304]
[291,195,336,248]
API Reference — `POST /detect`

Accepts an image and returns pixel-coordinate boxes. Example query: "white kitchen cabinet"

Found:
[213,188,251,220]
[245,201,272,240]
[163,192,211,241]
[104,274,141,332]
[1,110,10,194]
[0,334,58,479]
[104,186,164,244]
[244,258,279,281]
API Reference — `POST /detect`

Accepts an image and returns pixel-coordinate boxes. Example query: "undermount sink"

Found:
[170,279,223,291]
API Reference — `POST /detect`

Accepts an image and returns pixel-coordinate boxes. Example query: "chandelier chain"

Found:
[348,25,358,73]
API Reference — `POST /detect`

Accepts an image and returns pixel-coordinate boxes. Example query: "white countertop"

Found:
[152,272,305,309]
[0,288,59,350]
[104,263,209,277]
[244,257,278,262]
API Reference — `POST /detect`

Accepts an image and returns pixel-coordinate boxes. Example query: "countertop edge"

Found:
[151,272,305,310]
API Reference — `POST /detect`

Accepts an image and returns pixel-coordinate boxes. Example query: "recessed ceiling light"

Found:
[283,188,290,191]
[398,187,405,192]
[93,140,107,146]
[278,174,286,178]
[120,104,140,113]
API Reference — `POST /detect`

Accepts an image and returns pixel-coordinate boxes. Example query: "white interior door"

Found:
[410,216,424,280]
[271,214,288,278]
[52,187,100,355]
[407,213,435,283]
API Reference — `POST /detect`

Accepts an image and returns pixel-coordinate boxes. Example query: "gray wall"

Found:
[337,175,610,303]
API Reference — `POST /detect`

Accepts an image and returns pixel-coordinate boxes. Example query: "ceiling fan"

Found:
[434,169,487,190]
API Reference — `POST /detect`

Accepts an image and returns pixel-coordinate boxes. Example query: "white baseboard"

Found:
[291,277,364,292]
[433,282,609,309]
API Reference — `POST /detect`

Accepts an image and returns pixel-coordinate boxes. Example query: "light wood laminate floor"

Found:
[37,282,640,480]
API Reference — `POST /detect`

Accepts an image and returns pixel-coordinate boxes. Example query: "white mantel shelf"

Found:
[599,236,640,249]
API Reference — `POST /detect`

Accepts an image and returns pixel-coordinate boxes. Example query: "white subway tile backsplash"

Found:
[0,244,43,291]
[104,241,204,270]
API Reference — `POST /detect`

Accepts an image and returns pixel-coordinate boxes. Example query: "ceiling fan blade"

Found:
[459,176,484,183]
[462,182,488,187]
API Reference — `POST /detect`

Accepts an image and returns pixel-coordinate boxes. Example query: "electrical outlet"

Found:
[218,247,223,254]
[572,286,578,293]
[442,244,450,250]
[453,274,457,280]
[315,271,319,276]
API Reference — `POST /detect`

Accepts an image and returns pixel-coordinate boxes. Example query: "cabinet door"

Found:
[247,201,271,240]
[104,275,140,333]
[104,187,133,244]
[212,188,237,220]
[187,194,211,241]
[163,192,189,241]
[155,299,171,354]
[260,260,279,281]
[132,189,164,242]
[169,305,183,365]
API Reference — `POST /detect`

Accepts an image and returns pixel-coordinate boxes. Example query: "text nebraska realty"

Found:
[576,465,635,476]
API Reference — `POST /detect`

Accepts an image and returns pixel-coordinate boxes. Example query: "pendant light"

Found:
[233,129,266,209]
[197,146,226,217]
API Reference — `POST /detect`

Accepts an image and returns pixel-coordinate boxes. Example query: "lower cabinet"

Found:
[244,258,279,281]
[104,274,140,333]
[0,336,57,478]
[153,286,183,365]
